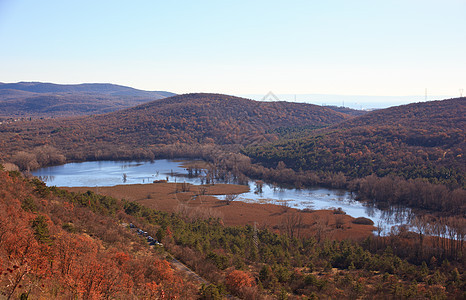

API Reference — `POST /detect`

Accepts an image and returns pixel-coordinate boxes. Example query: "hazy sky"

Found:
[0,0,465,99]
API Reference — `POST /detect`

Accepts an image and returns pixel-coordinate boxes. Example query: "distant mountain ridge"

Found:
[0,82,176,117]
[323,105,368,116]
[0,82,175,98]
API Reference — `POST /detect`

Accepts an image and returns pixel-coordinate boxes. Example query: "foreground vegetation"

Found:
[0,167,197,299]
[1,166,464,299]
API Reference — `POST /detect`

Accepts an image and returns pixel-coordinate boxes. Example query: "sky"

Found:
[0,0,465,107]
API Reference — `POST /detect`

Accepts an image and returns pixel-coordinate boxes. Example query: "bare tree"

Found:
[314,215,329,243]
[34,145,66,166]
[254,180,264,194]
[412,215,429,258]
[335,215,345,229]
[282,211,303,238]
[376,220,384,237]
[198,186,208,195]
[224,194,239,205]
[12,151,39,171]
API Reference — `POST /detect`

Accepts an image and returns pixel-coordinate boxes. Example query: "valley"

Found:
[0,87,464,299]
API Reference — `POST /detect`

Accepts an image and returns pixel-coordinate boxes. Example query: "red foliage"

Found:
[0,169,192,299]
[225,269,255,294]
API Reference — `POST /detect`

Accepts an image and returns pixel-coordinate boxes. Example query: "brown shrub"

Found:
[352,217,374,225]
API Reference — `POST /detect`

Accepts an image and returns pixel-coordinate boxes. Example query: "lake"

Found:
[33,159,412,233]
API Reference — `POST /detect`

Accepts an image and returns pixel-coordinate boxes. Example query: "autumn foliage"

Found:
[225,270,255,295]
[0,168,194,299]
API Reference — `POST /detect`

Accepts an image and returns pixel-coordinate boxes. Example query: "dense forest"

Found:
[1,166,464,299]
[0,82,174,117]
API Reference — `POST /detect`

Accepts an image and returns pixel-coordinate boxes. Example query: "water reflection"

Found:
[37,175,55,182]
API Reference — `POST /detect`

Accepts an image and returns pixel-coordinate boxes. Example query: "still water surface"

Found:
[33,160,411,232]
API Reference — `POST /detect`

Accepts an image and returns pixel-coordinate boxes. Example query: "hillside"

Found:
[333,98,465,130]
[245,98,466,187]
[0,167,199,299]
[0,82,175,117]
[0,93,350,162]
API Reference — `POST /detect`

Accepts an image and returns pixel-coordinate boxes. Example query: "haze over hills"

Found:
[242,93,455,109]
[0,82,176,117]
[322,105,368,116]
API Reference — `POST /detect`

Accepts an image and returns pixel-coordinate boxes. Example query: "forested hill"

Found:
[245,97,466,187]
[0,93,350,161]
[334,98,465,130]
[97,93,350,144]
[0,82,175,117]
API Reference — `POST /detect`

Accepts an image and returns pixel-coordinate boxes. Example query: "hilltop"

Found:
[333,98,465,130]
[323,105,368,116]
[0,82,175,117]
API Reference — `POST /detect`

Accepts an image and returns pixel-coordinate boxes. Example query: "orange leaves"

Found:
[225,269,255,294]
[110,251,131,266]
[143,281,162,299]
[145,258,174,283]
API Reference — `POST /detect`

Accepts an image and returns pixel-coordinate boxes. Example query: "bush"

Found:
[225,270,255,295]
[333,207,346,214]
[199,284,222,300]
[352,217,374,225]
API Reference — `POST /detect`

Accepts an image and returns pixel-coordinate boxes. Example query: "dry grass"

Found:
[64,182,375,241]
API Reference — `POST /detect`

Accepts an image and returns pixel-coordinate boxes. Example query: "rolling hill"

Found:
[0,82,175,117]
[0,93,350,162]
